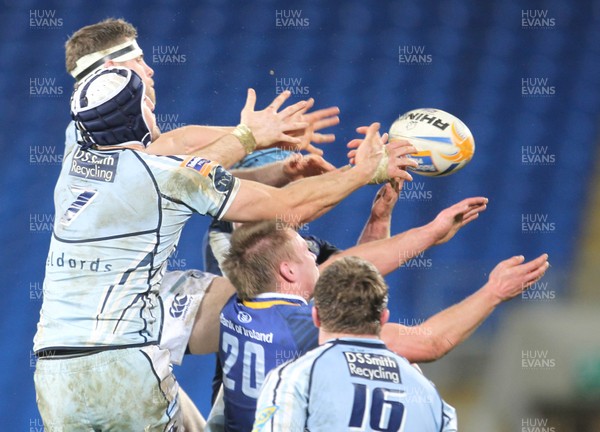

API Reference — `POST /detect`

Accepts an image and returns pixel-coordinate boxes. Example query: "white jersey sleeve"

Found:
[147,154,240,220]
[160,270,217,365]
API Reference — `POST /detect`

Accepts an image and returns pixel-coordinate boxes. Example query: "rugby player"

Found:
[33,67,408,430]
[254,256,457,431]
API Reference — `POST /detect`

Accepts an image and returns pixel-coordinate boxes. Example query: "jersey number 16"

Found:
[349,383,406,431]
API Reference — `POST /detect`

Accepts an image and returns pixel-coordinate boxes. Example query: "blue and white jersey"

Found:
[219,293,318,432]
[33,142,239,352]
[254,338,457,432]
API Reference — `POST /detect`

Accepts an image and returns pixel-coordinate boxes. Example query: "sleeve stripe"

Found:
[214,177,240,220]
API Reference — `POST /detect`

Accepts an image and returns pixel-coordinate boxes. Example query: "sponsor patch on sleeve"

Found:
[180,156,218,176]
[209,165,235,194]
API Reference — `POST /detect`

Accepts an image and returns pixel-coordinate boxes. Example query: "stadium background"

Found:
[1,0,599,430]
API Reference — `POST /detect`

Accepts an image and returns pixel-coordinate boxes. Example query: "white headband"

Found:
[70,39,144,81]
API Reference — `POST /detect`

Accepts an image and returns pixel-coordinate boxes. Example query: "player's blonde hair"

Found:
[65,18,137,73]
[223,221,299,301]
[314,256,388,335]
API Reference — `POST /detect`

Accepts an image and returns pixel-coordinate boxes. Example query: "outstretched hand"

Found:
[352,123,391,181]
[240,89,309,149]
[284,98,340,155]
[282,153,337,181]
[348,126,417,183]
[429,197,488,245]
[485,254,550,302]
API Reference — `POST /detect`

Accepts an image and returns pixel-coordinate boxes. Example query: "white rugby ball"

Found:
[389,108,475,177]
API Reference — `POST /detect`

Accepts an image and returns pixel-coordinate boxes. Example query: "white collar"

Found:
[253,292,309,305]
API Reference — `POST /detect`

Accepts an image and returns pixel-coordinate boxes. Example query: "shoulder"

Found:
[277,302,312,319]
[219,294,241,316]
[284,342,335,373]
[134,152,187,169]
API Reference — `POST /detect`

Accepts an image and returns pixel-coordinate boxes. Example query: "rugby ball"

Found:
[389,108,475,177]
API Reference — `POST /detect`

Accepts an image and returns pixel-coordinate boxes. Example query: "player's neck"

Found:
[277,281,311,301]
[318,330,380,345]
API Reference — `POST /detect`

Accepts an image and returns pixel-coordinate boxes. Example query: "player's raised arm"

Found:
[147,125,233,156]
[381,253,550,362]
[231,153,336,186]
[321,196,488,276]
[186,276,236,355]
[356,181,401,244]
[222,123,413,223]
[147,90,340,169]
[147,89,307,167]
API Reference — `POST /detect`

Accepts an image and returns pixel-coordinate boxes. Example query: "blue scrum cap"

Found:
[70,67,151,149]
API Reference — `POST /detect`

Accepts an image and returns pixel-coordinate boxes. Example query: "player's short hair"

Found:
[314,256,388,335]
[65,18,138,75]
[223,221,298,301]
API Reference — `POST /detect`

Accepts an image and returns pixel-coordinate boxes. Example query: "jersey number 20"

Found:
[222,332,266,398]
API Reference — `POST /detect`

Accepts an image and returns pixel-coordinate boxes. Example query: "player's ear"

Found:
[312,306,321,328]
[104,60,115,67]
[380,308,390,326]
[279,261,296,282]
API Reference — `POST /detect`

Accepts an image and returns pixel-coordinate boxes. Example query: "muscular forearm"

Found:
[231,161,291,186]
[322,224,439,276]
[192,133,250,168]
[278,167,371,222]
[155,127,249,168]
[357,183,399,244]
[147,125,233,155]
[147,125,248,168]
[224,166,370,223]
[382,286,501,362]
[357,217,391,244]
[187,277,236,355]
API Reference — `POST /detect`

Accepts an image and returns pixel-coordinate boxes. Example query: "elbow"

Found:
[427,338,447,362]
[424,333,453,362]
[404,331,452,363]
